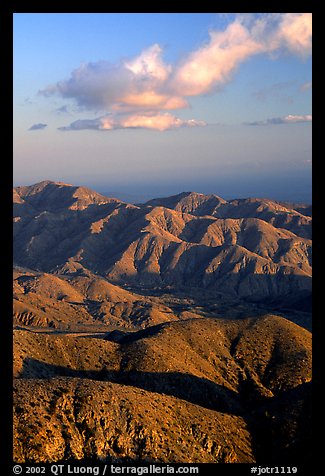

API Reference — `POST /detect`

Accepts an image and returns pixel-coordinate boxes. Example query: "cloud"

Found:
[54,105,70,114]
[41,61,132,110]
[172,13,312,96]
[245,114,312,126]
[240,13,312,57]
[39,13,312,131]
[58,113,206,132]
[58,118,104,131]
[172,22,263,96]
[274,13,312,57]
[28,123,47,130]
[116,113,205,131]
[124,43,171,83]
[253,81,294,103]
[300,81,312,92]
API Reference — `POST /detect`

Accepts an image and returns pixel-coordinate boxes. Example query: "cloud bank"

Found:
[39,13,312,131]
[58,113,206,132]
[246,114,312,126]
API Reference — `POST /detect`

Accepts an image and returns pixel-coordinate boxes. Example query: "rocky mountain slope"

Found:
[13,267,185,330]
[13,181,313,464]
[13,264,312,332]
[14,181,312,303]
[14,315,311,463]
[144,192,312,238]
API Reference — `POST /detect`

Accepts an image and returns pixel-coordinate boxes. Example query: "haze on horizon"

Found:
[13,13,312,203]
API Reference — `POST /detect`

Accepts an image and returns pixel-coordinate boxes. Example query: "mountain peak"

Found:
[144,190,227,216]
[14,180,121,211]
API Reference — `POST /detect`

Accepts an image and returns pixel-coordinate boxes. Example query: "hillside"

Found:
[13,267,198,330]
[14,315,311,463]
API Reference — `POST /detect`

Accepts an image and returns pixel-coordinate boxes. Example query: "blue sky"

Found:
[13,13,312,202]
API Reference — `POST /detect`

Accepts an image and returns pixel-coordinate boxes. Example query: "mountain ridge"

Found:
[13,180,312,303]
[12,180,313,463]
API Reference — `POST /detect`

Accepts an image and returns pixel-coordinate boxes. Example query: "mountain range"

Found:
[13,180,312,464]
[14,181,311,299]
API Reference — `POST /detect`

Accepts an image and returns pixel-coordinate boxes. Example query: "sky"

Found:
[13,13,312,203]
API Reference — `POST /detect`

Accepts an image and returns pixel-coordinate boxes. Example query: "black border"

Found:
[1,1,14,473]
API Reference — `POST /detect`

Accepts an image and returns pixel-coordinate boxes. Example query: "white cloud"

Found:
[284,114,312,123]
[124,44,171,82]
[246,114,312,126]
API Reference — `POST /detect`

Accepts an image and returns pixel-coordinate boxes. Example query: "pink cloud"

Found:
[58,113,206,132]
[275,13,312,57]
[114,92,188,111]
[172,22,263,96]
[284,114,312,123]
[119,113,205,131]
[40,14,312,131]
[171,13,312,96]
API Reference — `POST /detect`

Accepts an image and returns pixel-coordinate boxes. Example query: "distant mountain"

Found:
[14,181,312,303]
[144,192,311,238]
[14,180,121,212]
[144,191,227,215]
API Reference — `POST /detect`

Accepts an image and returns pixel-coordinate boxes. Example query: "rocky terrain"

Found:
[13,181,312,463]
[14,316,311,463]
[14,181,311,300]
